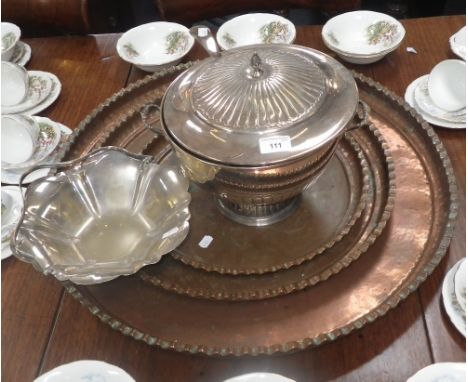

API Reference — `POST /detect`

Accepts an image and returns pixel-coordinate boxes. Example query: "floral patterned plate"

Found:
[10,41,31,66]
[1,117,71,185]
[216,13,295,50]
[34,360,135,382]
[2,116,61,170]
[17,71,61,116]
[2,71,52,114]
[442,259,466,337]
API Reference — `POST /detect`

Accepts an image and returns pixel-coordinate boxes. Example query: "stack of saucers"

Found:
[442,258,466,336]
[1,22,31,66]
[1,61,62,116]
[405,59,466,129]
[1,114,72,185]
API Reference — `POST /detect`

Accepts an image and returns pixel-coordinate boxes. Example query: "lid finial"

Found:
[249,52,264,78]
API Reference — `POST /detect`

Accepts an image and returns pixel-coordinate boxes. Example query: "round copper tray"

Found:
[138,124,392,301]
[168,133,369,275]
[60,67,457,356]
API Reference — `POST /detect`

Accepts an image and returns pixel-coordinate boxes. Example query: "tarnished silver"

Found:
[145,42,364,225]
[11,147,191,285]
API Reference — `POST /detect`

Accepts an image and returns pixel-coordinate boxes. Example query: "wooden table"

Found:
[2,15,465,382]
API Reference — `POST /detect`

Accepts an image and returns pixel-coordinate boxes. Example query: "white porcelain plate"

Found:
[217,13,296,50]
[450,26,466,60]
[405,75,466,129]
[414,76,465,123]
[442,259,466,336]
[454,258,466,311]
[224,373,295,382]
[407,362,466,382]
[1,186,25,260]
[11,41,32,66]
[1,117,72,185]
[34,360,135,382]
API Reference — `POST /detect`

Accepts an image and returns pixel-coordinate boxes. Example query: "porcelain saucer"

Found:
[1,117,72,185]
[34,360,135,382]
[405,75,466,129]
[3,117,61,170]
[1,186,25,260]
[407,362,466,382]
[442,259,466,336]
[10,41,31,66]
[3,72,53,114]
[413,75,465,123]
[2,71,61,116]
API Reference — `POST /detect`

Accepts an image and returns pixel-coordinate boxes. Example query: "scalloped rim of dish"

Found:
[12,146,192,285]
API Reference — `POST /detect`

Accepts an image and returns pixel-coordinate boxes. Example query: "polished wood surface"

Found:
[2,16,465,382]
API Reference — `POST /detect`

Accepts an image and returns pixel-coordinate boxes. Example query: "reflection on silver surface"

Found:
[12,147,191,284]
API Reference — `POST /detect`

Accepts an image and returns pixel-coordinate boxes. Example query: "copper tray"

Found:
[168,132,369,275]
[138,124,392,301]
[60,68,457,355]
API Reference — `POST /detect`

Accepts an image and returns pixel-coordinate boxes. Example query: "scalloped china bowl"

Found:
[216,13,296,50]
[116,22,194,72]
[322,11,405,64]
[12,147,191,285]
[1,22,21,61]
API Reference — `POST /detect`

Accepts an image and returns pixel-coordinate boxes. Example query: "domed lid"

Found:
[161,44,358,167]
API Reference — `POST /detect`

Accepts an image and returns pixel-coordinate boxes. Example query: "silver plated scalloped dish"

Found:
[12,147,191,285]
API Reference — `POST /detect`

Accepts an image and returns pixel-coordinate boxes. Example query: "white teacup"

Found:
[428,59,466,112]
[1,22,21,62]
[1,115,39,165]
[1,62,28,106]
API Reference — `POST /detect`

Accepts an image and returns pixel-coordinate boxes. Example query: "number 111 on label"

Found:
[259,136,292,154]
